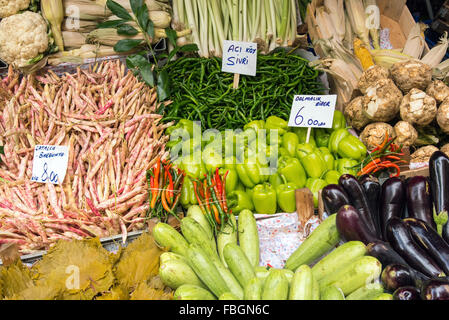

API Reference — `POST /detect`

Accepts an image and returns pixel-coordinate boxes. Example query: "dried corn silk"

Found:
[0,61,171,254]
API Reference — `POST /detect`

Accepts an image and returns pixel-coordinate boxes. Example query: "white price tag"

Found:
[221,40,257,76]
[31,145,69,184]
[288,95,337,129]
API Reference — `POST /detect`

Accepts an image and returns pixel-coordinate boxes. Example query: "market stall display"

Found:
[0,0,449,302]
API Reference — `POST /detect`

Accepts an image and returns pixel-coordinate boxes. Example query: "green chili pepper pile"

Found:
[161,49,324,130]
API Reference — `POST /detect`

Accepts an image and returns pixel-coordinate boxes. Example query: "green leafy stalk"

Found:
[434,208,448,237]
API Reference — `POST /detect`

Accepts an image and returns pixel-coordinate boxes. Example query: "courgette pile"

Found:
[153,206,387,300]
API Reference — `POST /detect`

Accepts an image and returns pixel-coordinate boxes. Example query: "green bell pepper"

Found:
[318,147,335,172]
[337,135,367,161]
[166,119,199,137]
[296,143,327,179]
[306,178,328,208]
[228,190,254,214]
[252,183,277,214]
[202,145,224,172]
[282,132,299,157]
[293,127,317,147]
[246,187,254,201]
[269,173,284,189]
[324,170,341,185]
[315,129,331,148]
[276,176,298,213]
[329,128,349,155]
[180,153,207,180]
[278,147,291,159]
[244,120,266,133]
[277,156,307,188]
[235,181,246,192]
[265,116,289,136]
[180,176,198,208]
[336,158,359,176]
[236,153,269,189]
[331,110,347,131]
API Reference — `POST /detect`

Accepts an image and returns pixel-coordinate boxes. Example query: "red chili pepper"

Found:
[167,170,174,199]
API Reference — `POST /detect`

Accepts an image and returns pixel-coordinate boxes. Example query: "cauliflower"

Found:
[360,122,395,151]
[344,96,371,131]
[437,99,449,134]
[390,60,433,93]
[0,0,30,18]
[394,121,418,147]
[0,11,49,68]
[441,144,449,157]
[410,145,439,164]
[427,80,449,104]
[362,78,403,122]
[400,88,437,126]
[357,65,390,94]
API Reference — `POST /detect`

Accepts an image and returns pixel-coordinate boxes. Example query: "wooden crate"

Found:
[306,0,429,110]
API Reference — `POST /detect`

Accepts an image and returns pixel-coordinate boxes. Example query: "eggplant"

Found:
[429,152,449,243]
[406,176,435,229]
[393,286,421,300]
[336,205,379,245]
[359,175,382,238]
[381,264,415,292]
[367,241,409,269]
[321,184,350,215]
[338,174,378,238]
[386,217,446,278]
[421,279,449,300]
[404,218,449,275]
[380,177,405,240]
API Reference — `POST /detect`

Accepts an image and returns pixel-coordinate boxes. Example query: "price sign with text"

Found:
[31,145,69,184]
[221,40,257,76]
[288,95,337,129]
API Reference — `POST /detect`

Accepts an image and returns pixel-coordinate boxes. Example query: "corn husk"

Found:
[41,0,65,51]
[343,12,354,50]
[363,0,380,50]
[324,0,345,42]
[402,22,427,59]
[62,19,99,33]
[433,58,449,81]
[345,0,370,47]
[421,32,449,68]
[371,49,414,69]
[63,0,111,21]
[47,44,119,65]
[86,28,192,46]
[62,31,88,49]
[107,10,172,29]
[315,6,338,40]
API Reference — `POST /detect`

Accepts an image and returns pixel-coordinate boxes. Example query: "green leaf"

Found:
[114,39,143,52]
[130,0,144,16]
[117,24,139,36]
[126,54,148,68]
[146,20,155,38]
[157,69,171,102]
[0,145,3,165]
[166,46,180,63]
[165,28,178,46]
[136,5,149,30]
[140,64,155,87]
[179,43,199,53]
[106,0,133,21]
[97,19,125,29]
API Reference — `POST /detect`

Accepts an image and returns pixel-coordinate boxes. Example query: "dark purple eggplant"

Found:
[336,205,379,245]
[338,174,378,238]
[381,264,415,292]
[393,286,421,300]
[429,151,449,242]
[421,279,449,300]
[380,177,405,240]
[321,184,350,215]
[367,241,409,269]
[359,175,382,238]
[406,176,435,229]
[404,218,449,275]
[386,217,446,278]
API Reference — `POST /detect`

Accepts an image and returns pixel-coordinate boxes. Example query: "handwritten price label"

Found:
[221,40,257,76]
[288,95,337,129]
[31,145,69,184]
